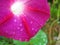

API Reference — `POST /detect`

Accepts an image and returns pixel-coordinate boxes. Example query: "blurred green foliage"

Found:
[0,30,48,45]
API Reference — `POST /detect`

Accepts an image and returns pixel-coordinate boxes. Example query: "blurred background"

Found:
[0,0,60,45]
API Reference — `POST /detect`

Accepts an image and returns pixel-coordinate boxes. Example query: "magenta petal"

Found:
[0,0,50,41]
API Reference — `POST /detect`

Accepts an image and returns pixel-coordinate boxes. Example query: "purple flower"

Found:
[0,0,50,41]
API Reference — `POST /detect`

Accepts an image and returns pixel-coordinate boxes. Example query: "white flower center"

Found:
[11,1,24,17]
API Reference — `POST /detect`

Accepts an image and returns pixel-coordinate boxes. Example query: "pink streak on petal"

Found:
[0,13,13,25]
[21,16,32,37]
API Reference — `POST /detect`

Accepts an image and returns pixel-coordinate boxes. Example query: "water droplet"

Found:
[19,24,22,26]
[39,43,41,45]
[20,28,23,31]
[14,19,17,22]
[17,27,20,29]
[13,32,15,34]
[30,21,33,24]
[32,28,34,30]
[43,39,45,41]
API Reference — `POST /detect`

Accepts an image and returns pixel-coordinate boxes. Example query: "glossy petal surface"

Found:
[0,0,50,41]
